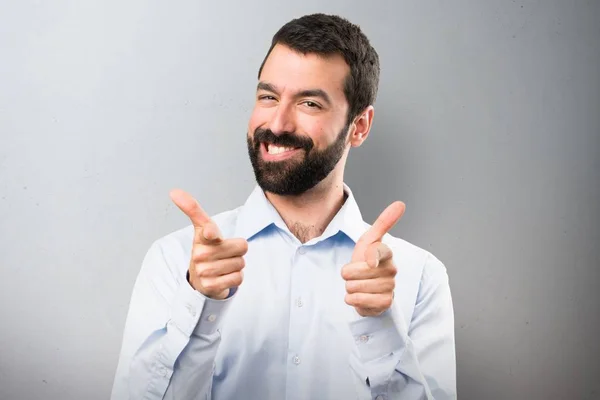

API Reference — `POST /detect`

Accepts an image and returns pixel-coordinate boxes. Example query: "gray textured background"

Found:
[1,1,598,399]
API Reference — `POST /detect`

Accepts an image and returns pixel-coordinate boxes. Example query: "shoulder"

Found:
[386,232,448,284]
[363,222,451,322]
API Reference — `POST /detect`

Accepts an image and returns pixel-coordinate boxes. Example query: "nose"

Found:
[268,102,296,135]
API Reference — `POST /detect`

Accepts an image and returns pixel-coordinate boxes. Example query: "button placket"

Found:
[294,246,307,309]
[288,245,309,373]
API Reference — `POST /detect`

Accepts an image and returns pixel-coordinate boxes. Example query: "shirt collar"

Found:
[234,184,366,244]
[233,185,286,240]
[320,184,365,244]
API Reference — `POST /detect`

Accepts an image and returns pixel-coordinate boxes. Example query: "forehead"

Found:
[259,44,349,102]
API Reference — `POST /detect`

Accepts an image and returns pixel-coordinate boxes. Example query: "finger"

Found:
[341,261,396,281]
[355,307,383,317]
[200,271,244,295]
[202,222,221,241]
[193,220,224,244]
[364,242,393,268]
[344,292,394,311]
[345,277,395,294]
[170,189,213,229]
[192,256,246,278]
[356,201,405,249]
[191,239,249,263]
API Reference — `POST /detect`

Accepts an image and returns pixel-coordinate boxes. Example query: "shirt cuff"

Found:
[167,277,207,337]
[348,303,407,363]
[192,293,234,337]
[168,275,236,339]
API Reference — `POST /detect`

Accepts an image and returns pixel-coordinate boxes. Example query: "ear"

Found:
[348,106,375,148]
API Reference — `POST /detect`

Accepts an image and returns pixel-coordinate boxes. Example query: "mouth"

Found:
[260,142,303,161]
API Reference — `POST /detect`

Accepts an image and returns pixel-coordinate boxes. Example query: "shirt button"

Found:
[298,247,307,255]
[292,355,301,365]
[359,335,369,343]
[207,314,217,322]
[296,297,303,307]
[157,365,167,377]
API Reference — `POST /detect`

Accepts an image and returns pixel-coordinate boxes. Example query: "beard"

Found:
[246,124,349,196]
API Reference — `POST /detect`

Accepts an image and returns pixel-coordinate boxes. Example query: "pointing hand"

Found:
[341,201,405,316]
[170,189,248,300]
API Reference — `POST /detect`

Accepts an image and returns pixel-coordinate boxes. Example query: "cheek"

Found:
[299,119,329,149]
[248,105,271,133]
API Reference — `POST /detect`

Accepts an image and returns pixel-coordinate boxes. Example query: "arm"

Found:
[110,241,233,400]
[349,253,456,399]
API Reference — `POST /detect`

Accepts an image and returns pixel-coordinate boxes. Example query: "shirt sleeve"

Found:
[110,241,233,400]
[348,253,457,399]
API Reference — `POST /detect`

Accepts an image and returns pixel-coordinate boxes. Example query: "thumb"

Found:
[353,201,405,261]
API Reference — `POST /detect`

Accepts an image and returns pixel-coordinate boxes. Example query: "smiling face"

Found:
[247,44,354,196]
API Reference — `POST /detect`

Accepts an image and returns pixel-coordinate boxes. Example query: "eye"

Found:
[302,100,322,109]
[258,95,277,102]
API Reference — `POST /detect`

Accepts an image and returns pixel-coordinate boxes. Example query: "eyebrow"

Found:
[257,81,332,107]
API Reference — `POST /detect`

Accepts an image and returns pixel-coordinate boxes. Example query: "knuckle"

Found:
[383,296,393,309]
[191,247,201,261]
[230,271,243,287]
[238,240,249,255]
[235,256,246,270]
[387,264,397,276]
[226,239,248,256]
[340,265,351,280]
[388,279,396,291]
[344,293,354,306]
[196,265,211,278]
[352,293,364,306]
[192,246,211,262]
[191,261,203,276]
[202,279,219,292]
[345,280,355,294]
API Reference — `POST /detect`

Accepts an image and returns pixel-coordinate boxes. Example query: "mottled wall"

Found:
[0,1,598,399]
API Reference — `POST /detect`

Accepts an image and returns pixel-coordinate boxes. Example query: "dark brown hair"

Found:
[258,13,380,123]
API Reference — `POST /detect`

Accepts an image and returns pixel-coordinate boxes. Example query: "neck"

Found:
[265,174,347,244]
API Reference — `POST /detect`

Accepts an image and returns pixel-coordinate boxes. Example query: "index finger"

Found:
[170,189,212,228]
[358,201,405,246]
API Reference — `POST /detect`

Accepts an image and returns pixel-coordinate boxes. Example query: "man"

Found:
[111,13,456,400]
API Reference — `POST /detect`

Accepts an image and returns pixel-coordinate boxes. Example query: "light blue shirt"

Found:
[111,185,456,399]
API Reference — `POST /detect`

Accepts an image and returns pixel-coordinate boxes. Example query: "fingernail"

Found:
[203,227,215,240]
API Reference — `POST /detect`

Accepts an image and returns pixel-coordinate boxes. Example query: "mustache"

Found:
[253,128,314,151]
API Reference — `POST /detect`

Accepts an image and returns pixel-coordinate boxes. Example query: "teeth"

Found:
[267,144,294,155]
